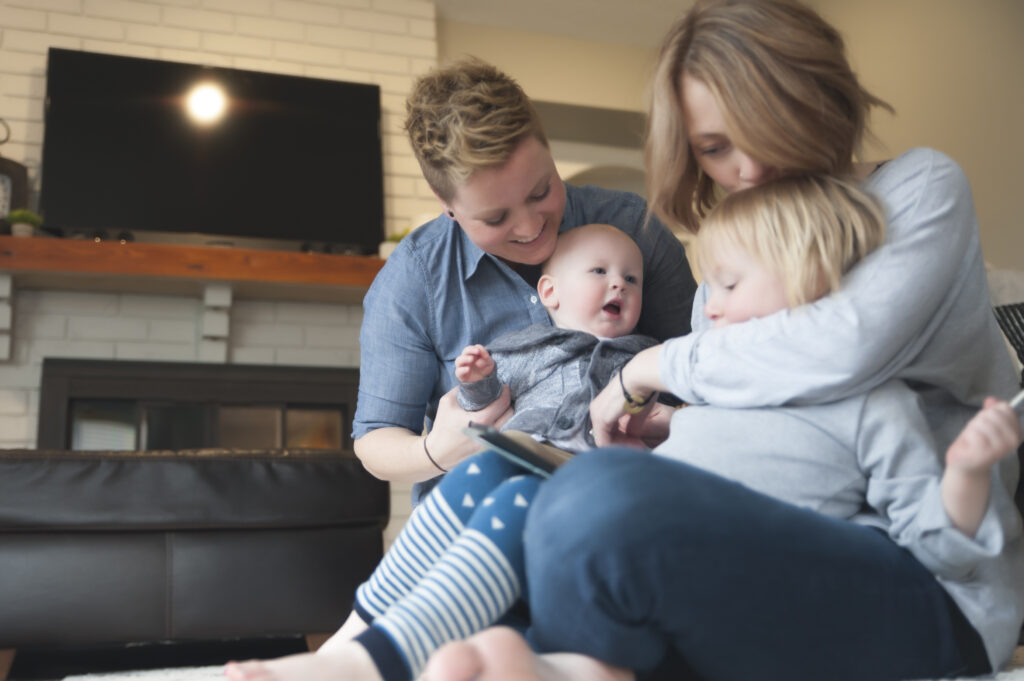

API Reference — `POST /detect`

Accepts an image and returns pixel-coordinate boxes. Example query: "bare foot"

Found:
[421,627,634,681]
[315,610,370,654]
[224,642,381,681]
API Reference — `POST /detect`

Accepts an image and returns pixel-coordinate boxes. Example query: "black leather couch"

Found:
[0,447,388,668]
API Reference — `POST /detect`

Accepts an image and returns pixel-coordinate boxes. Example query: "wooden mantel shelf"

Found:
[0,235,386,303]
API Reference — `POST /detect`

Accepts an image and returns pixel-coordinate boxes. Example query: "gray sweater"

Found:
[458,324,657,451]
[658,148,1022,670]
[662,148,1017,454]
[656,380,1024,672]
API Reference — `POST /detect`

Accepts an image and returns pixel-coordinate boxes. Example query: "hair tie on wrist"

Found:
[423,436,447,473]
[619,366,653,415]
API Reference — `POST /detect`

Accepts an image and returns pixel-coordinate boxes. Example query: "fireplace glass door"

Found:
[41,359,359,452]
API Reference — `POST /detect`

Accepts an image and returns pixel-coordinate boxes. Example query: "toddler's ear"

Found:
[537,274,559,310]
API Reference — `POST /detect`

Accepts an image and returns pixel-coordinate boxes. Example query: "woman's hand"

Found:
[429,383,513,468]
[590,378,652,448]
[355,384,513,482]
[591,346,666,447]
[636,402,674,448]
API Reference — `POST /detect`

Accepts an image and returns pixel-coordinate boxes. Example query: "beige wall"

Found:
[815,0,1024,271]
[440,1,1024,269]
[439,21,655,112]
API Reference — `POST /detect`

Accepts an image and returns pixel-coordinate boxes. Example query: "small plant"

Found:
[386,228,412,243]
[6,208,42,228]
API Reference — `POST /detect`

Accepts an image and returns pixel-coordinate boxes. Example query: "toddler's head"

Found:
[695,174,885,327]
[537,224,644,338]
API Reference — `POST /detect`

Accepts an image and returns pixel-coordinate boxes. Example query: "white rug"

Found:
[59,648,1024,681]
[63,666,224,681]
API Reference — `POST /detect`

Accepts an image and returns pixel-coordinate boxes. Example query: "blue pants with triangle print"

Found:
[352,448,542,681]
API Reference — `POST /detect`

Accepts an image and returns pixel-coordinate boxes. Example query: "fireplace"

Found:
[37,358,360,452]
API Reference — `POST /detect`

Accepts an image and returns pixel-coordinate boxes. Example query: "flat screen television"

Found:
[40,48,384,254]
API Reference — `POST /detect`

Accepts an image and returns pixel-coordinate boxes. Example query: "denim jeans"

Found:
[523,449,989,681]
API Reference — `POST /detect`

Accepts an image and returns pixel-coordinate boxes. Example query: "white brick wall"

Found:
[3,290,367,445]
[0,0,436,540]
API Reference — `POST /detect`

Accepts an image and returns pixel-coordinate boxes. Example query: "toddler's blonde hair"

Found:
[694,174,885,306]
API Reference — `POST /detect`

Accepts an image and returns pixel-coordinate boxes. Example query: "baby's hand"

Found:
[946,397,1023,475]
[455,344,495,384]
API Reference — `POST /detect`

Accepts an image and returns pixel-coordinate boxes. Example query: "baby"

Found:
[456,222,659,453]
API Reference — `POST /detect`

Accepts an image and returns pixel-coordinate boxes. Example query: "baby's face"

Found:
[545,229,643,338]
[702,244,789,328]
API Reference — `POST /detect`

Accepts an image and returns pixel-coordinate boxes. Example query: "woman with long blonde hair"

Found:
[422,1,1022,680]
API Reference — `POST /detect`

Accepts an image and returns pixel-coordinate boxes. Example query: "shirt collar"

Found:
[453,219,490,280]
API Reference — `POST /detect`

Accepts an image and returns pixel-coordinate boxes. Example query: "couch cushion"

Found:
[0,448,389,531]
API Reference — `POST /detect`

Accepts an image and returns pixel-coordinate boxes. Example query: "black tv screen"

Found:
[40,48,384,254]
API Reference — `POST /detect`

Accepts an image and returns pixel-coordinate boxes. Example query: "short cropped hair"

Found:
[646,0,893,233]
[694,174,886,307]
[404,58,548,202]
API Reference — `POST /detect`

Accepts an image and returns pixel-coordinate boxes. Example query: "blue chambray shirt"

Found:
[354,183,696,501]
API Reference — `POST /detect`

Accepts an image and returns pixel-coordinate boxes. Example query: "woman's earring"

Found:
[446,210,455,218]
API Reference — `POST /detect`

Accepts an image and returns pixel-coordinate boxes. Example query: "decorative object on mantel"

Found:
[5,208,42,238]
[0,118,30,224]
[378,228,411,259]
[379,212,437,259]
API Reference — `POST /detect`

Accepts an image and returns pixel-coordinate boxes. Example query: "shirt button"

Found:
[530,295,538,304]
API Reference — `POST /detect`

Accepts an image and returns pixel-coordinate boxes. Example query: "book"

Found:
[462,423,574,479]
[1011,388,1024,413]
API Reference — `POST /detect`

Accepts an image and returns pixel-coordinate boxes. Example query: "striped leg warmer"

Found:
[354,448,523,621]
[356,473,542,681]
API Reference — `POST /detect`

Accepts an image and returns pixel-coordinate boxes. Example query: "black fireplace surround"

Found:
[0,359,389,658]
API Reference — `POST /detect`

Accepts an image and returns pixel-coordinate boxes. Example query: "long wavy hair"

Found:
[646,0,892,234]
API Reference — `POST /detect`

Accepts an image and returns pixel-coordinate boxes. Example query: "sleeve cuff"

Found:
[457,374,503,411]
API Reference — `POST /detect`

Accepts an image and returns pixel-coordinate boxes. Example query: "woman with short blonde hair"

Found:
[224,55,697,681]
[343,58,694,497]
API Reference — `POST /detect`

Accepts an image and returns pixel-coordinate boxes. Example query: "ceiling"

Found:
[431,0,692,48]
